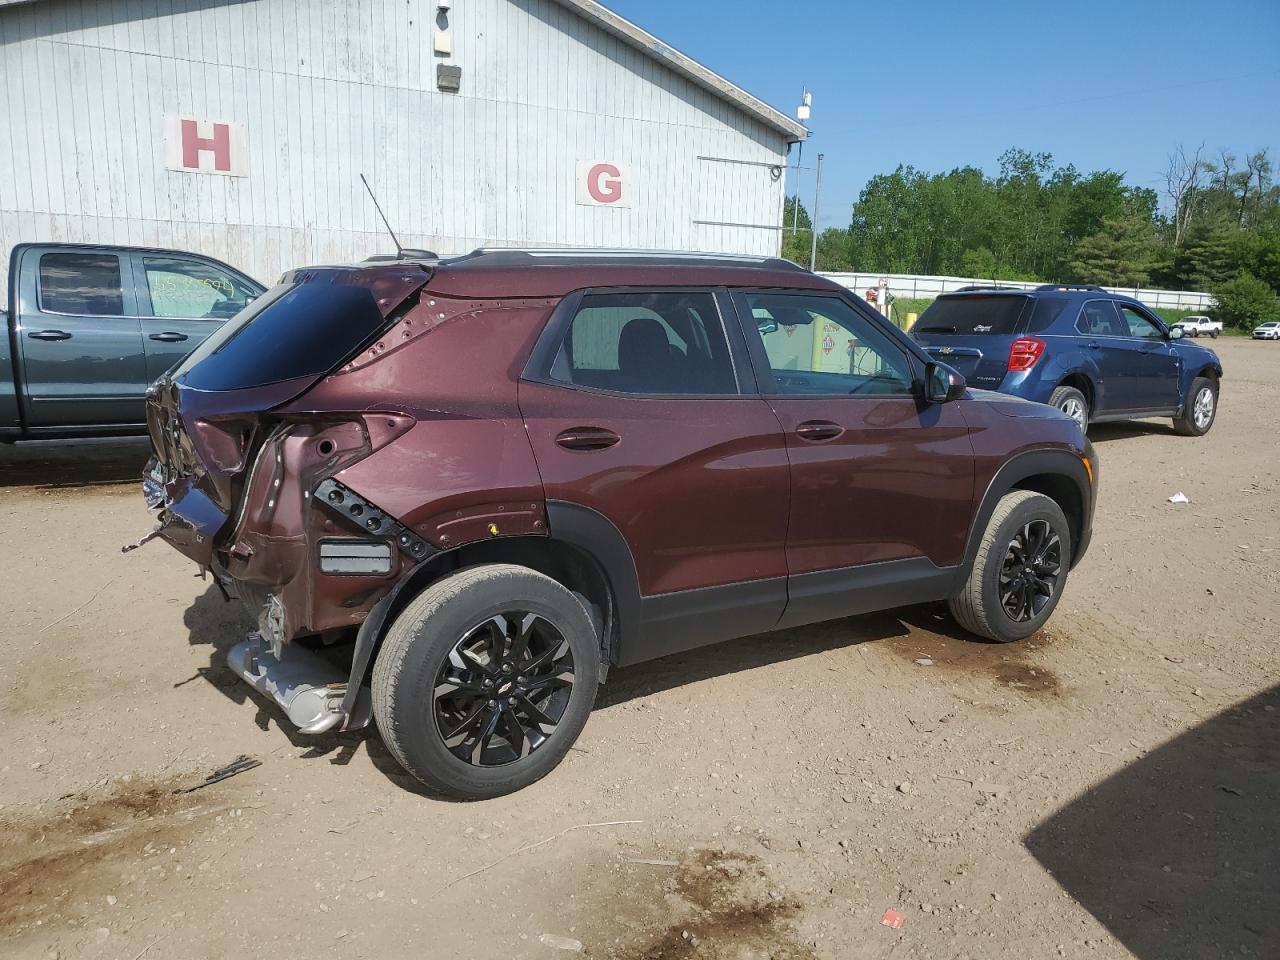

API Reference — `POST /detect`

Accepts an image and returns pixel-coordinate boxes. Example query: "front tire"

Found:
[372,564,599,799]
[1048,385,1089,432]
[1173,377,1218,437]
[948,491,1072,644]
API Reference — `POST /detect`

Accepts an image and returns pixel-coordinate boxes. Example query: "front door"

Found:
[730,290,975,629]
[14,247,147,428]
[519,288,791,662]
[1112,303,1181,410]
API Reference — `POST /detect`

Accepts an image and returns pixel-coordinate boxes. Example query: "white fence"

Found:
[819,272,1214,312]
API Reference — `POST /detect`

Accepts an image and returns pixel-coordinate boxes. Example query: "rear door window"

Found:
[548,291,737,395]
[38,252,125,315]
[1078,301,1125,337]
[913,295,1030,335]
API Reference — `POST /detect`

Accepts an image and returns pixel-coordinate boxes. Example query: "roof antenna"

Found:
[360,173,403,257]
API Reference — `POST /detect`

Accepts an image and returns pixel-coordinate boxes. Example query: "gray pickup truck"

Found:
[2,242,264,440]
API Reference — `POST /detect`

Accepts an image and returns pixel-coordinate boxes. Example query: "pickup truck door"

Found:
[132,253,259,382]
[14,247,148,428]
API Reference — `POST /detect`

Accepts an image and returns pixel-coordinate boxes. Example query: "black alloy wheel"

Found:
[999,519,1063,623]
[434,612,575,766]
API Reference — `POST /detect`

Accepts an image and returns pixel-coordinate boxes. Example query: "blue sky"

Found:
[605,0,1280,231]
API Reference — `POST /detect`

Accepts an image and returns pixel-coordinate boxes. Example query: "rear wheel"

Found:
[948,491,1072,644]
[372,564,599,799]
[1048,385,1089,432]
[1209,330,1219,339]
[1174,377,1217,437]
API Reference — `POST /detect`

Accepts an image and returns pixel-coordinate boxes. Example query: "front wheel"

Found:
[372,564,600,799]
[1173,377,1218,437]
[948,490,1072,644]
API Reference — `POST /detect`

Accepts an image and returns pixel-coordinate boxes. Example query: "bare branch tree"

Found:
[1241,149,1271,226]
[1164,142,1206,246]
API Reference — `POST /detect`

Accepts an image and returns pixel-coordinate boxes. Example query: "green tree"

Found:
[780,196,813,265]
[1168,221,1237,288]
[1211,272,1277,329]
[1070,216,1156,286]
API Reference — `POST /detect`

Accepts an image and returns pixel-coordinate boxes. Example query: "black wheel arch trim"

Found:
[964,447,1095,573]
[338,501,638,722]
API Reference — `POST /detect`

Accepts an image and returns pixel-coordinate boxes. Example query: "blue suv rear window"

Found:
[915,295,1029,335]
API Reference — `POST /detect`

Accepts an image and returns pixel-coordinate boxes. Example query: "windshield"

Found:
[914,295,1030,335]
[173,281,389,391]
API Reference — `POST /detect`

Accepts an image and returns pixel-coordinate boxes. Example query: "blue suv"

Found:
[910,285,1223,436]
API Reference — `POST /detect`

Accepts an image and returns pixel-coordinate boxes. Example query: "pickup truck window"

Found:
[142,257,255,319]
[38,252,124,315]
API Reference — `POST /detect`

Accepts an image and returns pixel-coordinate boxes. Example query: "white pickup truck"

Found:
[1172,315,1222,339]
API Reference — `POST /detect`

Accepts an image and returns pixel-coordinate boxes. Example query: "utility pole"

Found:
[792,89,811,235]
[809,153,824,272]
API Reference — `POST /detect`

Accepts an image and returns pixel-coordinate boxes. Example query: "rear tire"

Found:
[1173,377,1217,437]
[1048,386,1089,432]
[948,491,1072,644]
[372,564,599,800]
[1209,330,1219,339]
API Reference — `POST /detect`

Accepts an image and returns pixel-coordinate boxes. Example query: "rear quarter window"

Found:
[173,282,388,390]
[914,295,1030,335]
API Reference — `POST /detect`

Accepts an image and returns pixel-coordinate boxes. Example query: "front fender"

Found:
[963,446,1096,571]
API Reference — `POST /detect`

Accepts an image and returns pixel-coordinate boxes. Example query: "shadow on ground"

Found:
[0,437,151,488]
[1026,684,1280,959]
[1087,420,1177,443]
[181,582,1062,797]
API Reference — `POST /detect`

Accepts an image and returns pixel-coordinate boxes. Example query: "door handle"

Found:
[795,420,844,442]
[149,332,189,343]
[555,427,620,451]
[1086,341,1101,350]
[28,329,71,341]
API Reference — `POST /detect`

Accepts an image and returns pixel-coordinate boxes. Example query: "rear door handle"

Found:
[555,427,620,451]
[28,329,71,341]
[795,420,844,442]
[1086,341,1101,350]
[149,332,189,343]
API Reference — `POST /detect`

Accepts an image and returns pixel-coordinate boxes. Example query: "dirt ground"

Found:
[2,337,1277,960]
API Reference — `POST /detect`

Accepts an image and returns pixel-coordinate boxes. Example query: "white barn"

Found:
[0,0,806,286]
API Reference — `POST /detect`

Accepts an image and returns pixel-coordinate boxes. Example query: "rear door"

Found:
[519,287,791,662]
[14,246,147,427]
[133,253,260,383]
[1075,300,1129,413]
[732,290,975,628]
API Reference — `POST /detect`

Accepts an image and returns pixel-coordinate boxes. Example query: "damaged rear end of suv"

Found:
[143,262,449,725]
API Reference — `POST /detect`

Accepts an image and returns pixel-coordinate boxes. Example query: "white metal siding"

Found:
[0,0,791,289]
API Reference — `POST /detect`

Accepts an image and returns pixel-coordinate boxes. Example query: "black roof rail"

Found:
[1035,283,1106,292]
[951,284,1018,293]
[447,247,809,272]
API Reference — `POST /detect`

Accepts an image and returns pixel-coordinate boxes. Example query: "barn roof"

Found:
[549,0,807,142]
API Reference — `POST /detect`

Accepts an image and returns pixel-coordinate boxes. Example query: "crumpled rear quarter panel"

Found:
[269,294,557,633]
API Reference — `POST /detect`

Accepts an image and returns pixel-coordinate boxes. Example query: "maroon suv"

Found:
[142,249,1097,799]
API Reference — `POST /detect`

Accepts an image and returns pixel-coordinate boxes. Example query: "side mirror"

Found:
[925,361,967,403]
[1168,325,1184,340]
